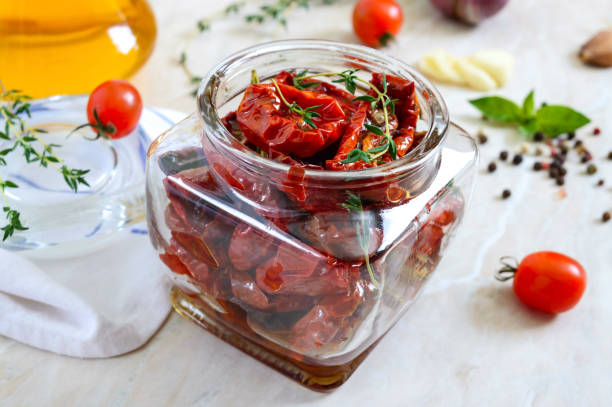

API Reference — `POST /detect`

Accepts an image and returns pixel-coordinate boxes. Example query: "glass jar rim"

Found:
[196,39,449,181]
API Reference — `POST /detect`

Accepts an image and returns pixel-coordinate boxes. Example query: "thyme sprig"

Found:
[293,70,398,163]
[339,192,380,288]
[0,88,90,241]
[271,79,322,129]
[178,0,339,96]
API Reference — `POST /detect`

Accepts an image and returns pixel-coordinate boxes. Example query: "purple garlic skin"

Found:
[430,0,510,24]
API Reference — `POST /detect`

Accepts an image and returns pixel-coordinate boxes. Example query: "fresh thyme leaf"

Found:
[364,123,384,136]
[196,20,210,32]
[352,95,377,103]
[338,192,380,288]
[341,149,371,164]
[0,88,91,241]
[367,143,389,154]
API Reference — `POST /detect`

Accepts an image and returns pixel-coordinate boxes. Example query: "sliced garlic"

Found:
[469,50,514,87]
[453,58,498,91]
[421,50,465,85]
[417,49,514,90]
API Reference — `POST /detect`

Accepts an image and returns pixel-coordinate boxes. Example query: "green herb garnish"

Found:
[0,88,90,241]
[470,91,590,138]
[271,79,322,129]
[294,70,398,164]
[339,191,380,288]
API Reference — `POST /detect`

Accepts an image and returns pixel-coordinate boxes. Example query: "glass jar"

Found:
[146,40,478,391]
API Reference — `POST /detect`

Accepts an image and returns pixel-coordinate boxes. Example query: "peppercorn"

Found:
[593,127,601,135]
[587,164,597,175]
[608,151,612,160]
[533,132,544,142]
[553,154,565,164]
[549,167,560,178]
[551,160,561,169]
[499,150,508,161]
[556,177,565,186]
[581,155,590,164]
[597,179,605,186]
[566,131,576,140]
[574,140,583,148]
[512,154,523,165]
[502,189,511,199]
[477,132,488,144]
[603,212,611,222]
[560,145,569,155]
[533,162,543,171]
[559,167,567,176]
[487,162,497,173]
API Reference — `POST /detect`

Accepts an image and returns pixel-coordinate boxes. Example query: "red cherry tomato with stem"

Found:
[85,79,143,139]
[496,251,586,314]
[353,0,403,48]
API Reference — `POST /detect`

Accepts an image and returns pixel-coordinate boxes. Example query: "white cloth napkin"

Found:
[0,227,171,358]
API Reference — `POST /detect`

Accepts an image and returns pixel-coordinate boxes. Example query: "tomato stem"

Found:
[495,256,519,282]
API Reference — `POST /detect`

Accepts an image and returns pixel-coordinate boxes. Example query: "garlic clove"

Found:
[468,50,514,86]
[580,28,612,67]
[453,58,498,91]
[422,50,465,84]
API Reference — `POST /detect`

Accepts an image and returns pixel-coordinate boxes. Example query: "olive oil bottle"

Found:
[0,0,156,97]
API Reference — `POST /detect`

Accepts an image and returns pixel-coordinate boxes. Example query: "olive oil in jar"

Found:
[0,0,156,97]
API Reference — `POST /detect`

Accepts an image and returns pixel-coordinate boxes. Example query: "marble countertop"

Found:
[2,0,611,405]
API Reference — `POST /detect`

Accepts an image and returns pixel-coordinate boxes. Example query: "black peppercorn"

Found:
[487,162,497,173]
[549,167,560,178]
[477,133,488,144]
[608,151,612,160]
[556,177,565,186]
[581,155,590,164]
[559,167,567,176]
[512,154,523,165]
[566,131,576,140]
[574,140,583,148]
[603,212,611,222]
[499,151,508,161]
[534,132,544,142]
[533,162,543,171]
[502,189,511,199]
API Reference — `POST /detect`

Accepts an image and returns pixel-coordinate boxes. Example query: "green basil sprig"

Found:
[469,91,590,138]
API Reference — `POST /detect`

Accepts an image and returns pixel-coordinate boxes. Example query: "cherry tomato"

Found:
[497,251,586,314]
[352,0,403,48]
[86,79,143,139]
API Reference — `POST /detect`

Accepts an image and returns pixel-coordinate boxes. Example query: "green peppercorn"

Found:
[587,164,597,175]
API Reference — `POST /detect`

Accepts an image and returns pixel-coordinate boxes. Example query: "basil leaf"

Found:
[469,97,523,123]
[364,123,384,136]
[518,118,537,138]
[536,105,590,137]
[522,90,535,117]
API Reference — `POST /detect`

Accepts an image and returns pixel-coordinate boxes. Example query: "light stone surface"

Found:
[2,0,612,405]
